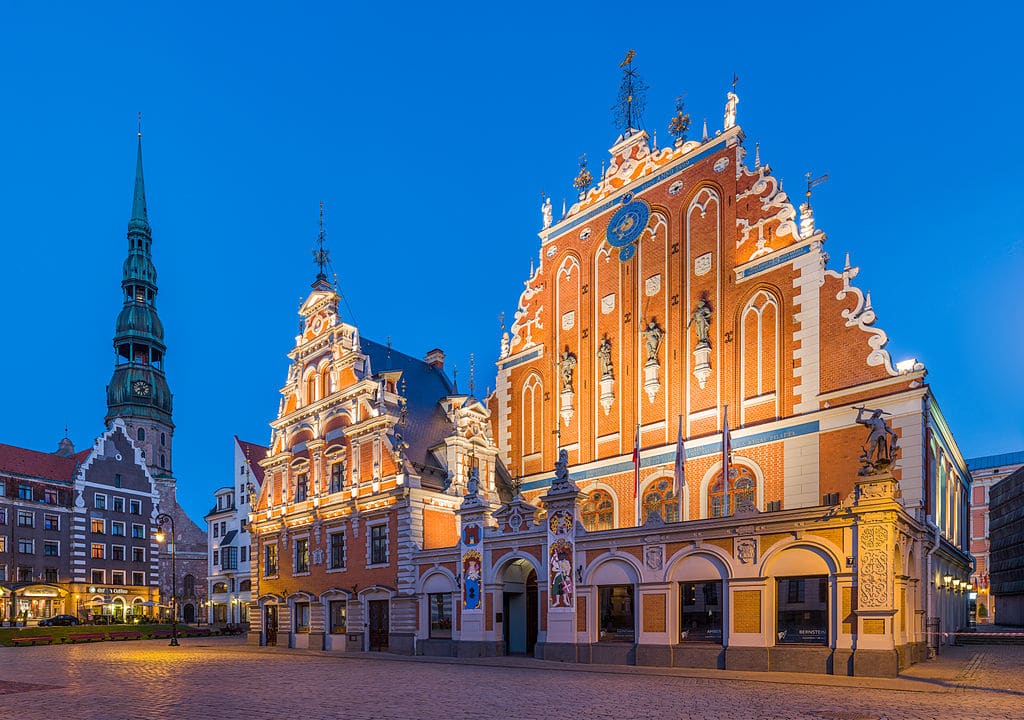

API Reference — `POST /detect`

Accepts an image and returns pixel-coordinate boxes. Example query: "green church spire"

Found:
[106,127,175,469]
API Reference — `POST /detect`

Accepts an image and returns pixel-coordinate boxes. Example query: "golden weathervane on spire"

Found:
[619,49,636,67]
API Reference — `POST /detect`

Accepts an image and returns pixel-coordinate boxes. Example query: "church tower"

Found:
[105,130,175,478]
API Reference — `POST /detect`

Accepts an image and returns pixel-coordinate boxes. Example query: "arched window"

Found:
[741,291,779,402]
[709,465,757,518]
[212,581,228,594]
[239,579,252,592]
[137,428,146,442]
[320,367,331,398]
[305,373,317,404]
[520,374,543,462]
[642,478,679,523]
[183,574,196,596]
[581,490,614,531]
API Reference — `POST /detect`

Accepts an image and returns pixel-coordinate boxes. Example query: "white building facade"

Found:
[206,437,265,625]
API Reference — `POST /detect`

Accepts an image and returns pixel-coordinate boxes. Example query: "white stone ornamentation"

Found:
[694,253,712,277]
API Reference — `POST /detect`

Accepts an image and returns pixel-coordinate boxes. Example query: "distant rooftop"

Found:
[967,450,1024,471]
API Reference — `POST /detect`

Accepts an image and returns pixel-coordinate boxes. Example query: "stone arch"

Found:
[489,550,545,587]
[584,552,642,586]
[759,539,841,578]
[663,545,733,584]
[416,567,458,594]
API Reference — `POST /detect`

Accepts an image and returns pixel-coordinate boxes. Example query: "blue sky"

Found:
[1,2,1021,523]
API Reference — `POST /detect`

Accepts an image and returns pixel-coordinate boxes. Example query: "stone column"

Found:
[456,468,492,657]
[852,472,901,677]
[539,449,582,662]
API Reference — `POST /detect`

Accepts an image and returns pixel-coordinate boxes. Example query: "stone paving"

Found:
[0,637,1022,719]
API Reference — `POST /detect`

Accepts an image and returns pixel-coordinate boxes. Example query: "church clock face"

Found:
[132,380,151,397]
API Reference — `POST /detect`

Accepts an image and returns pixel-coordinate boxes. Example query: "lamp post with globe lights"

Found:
[153,513,179,647]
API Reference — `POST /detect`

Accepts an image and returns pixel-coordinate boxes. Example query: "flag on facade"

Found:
[722,406,732,484]
[673,415,686,497]
[632,423,641,499]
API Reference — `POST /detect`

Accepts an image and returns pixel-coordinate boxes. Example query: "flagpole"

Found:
[674,414,685,522]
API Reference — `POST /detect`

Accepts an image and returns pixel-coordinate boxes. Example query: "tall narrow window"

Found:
[520,374,543,464]
[264,544,278,576]
[295,538,309,573]
[329,462,345,493]
[329,532,345,569]
[370,525,387,565]
[295,472,309,502]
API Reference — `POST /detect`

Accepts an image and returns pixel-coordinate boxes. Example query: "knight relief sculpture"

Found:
[855,406,900,475]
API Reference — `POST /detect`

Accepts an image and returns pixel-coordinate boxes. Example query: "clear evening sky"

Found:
[1,2,1021,523]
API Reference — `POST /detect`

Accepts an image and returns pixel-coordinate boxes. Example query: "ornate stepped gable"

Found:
[491,86,926,528]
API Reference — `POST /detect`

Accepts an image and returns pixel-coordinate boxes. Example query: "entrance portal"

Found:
[501,561,538,655]
[264,605,278,646]
[368,600,389,651]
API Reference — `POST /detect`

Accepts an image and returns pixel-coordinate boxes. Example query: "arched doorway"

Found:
[500,560,538,655]
[183,603,196,623]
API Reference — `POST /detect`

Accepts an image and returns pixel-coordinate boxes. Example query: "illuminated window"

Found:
[642,478,679,523]
[581,490,614,531]
[91,543,105,559]
[91,518,105,534]
[708,465,757,518]
[295,538,310,573]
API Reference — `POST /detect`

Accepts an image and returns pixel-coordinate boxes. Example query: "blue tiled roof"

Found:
[967,450,1024,471]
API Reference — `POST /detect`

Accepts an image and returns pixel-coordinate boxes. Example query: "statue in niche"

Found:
[541,196,553,229]
[596,337,613,379]
[724,92,739,130]
[688,298,712,346]
[466,466,480,496]
[559,348,577,393]
[856,407,900,474]
[641,319,663,364]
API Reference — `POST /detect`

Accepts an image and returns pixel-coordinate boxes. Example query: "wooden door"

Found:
[264,605,278,646]
[368,600,389,651]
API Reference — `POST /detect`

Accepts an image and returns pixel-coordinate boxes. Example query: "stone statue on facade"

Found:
[542,196,553,229]
[559,348,577,392]
[466,466,480,496]
[855,406,899,474]
[688,298,712,347]
[596,337,613,379]
[724,91,738,130]
[641,319,663,364]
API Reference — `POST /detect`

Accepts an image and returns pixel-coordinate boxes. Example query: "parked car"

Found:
[38,614,80,627]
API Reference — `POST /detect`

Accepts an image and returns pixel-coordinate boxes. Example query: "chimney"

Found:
[425,348,445,370]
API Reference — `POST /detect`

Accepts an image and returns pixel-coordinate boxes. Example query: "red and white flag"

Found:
[673,415,686,498]
[722,406,732,483]
[632,423,641,499]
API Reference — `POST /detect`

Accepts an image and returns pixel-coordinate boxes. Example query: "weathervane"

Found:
[312,201,330,284]
[613,49,648,135]
[667,94,691,143]
[805,172,829,206]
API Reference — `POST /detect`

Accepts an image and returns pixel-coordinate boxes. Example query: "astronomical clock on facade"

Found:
[252,58,972,678]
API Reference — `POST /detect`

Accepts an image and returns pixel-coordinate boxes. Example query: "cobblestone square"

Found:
[1,638,1023,720]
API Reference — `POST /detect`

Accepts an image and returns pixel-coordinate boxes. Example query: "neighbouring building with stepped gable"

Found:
[1,133,207,624]
[102,132,207,623]
[248,254,506,653]
[407,66,972,677]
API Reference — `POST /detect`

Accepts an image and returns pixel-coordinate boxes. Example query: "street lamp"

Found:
[154,513,179,647]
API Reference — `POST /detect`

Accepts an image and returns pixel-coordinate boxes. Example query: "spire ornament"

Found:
[311,201,332,289]
[572,153,593,198]
[667,95,691,145]
[613,49,647,135]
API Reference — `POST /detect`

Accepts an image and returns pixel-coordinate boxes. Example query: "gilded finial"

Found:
[572,153,593,196]
[668,94,691,143]
[137,112,142,138]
